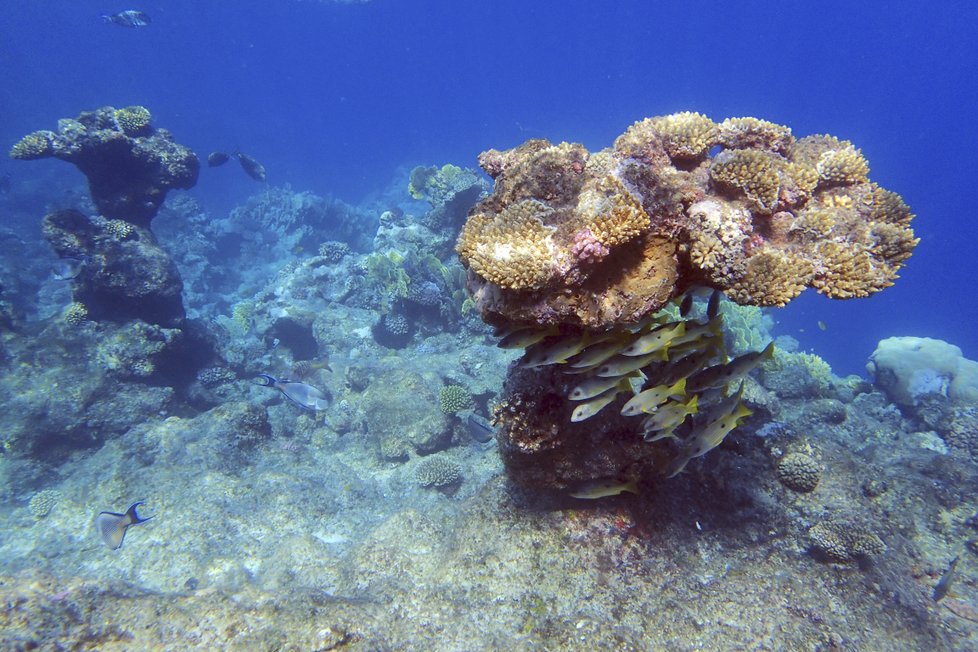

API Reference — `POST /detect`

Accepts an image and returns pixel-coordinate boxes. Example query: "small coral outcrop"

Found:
[414,455,463,488]
[808,521,886,562]
[438,385,473,415]
[28,490,62,518]
[776,452,821,492]
[10,105,198,226]
[457,112,917,328]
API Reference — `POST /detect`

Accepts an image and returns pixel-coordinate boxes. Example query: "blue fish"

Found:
[256,374,329,411]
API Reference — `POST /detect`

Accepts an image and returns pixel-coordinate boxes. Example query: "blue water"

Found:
[1,0,976,374]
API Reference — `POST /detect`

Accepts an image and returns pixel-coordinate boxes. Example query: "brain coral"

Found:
[776,452,821,492]
[457,112,917,327]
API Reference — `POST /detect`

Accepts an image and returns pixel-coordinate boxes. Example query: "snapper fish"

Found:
[641,395,699,439]
[520,333,592,368]
[665,401,753,478]
[619,322,686,357]
[570,379,631,422]
[236,151,267,182]
[496,325,558,349]
[94,501,153,550]
[569,477,639,499]
[686,341,775,393]
[102,10,151,28]
[256,374,329,411]
[620,378,687,417]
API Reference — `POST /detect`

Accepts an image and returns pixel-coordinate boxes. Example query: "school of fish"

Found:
[499,290,773,479]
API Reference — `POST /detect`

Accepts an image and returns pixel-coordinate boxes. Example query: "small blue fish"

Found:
[94,502,152,550]
[256,374,329,411]
[102,10,151,28]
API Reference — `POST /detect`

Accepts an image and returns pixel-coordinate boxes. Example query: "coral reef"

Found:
[458,112,917,328]
[9,106,198,226]
[42,209,185,326]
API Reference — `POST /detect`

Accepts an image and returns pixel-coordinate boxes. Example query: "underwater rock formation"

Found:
[42,209,185,326]
[9,106,198,226]
[458,112,917,328]
[868,336,978,407]
[460,113,919,491]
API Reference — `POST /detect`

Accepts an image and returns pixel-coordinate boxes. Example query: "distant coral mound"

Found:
[10,105,198,226]
[457,112,917,328]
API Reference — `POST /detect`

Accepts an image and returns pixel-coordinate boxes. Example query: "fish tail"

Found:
[126,501,153,525]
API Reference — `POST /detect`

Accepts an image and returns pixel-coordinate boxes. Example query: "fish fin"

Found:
[125,501,153,525]
[685,395,699,413]
[707,289,722,320]
[670,377,687,397]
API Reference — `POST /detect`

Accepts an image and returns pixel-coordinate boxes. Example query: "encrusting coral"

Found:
[457,112,918,327]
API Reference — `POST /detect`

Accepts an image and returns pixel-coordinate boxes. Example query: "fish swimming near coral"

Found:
[256,374,329,411]
[235,151,267,182]
[569,476,639,499]
[207,151,230,167]
[102,10,151,28]
[94,501,152,550]
[568,371,641,401]
[665,401,753,478]
[641,395,699,439]
[619,322,686,357]
[520,333,593,368]
[620,378,687,417]
[686,341,775,393]
[934,555,960,602]
[51,256,86,281]
[571,379,631,422]
[466,413,496,444]
[496,324,558,349]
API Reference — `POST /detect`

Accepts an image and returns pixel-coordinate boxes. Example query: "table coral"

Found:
[9,105,198,226]
[457,112,918,327]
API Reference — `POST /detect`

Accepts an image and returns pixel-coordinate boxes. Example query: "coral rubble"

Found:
[10,106,198,226]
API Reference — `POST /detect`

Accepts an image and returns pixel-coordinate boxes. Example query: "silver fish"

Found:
[52,256,86,281]
[102,10,151,28]
[257,374,329,411]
